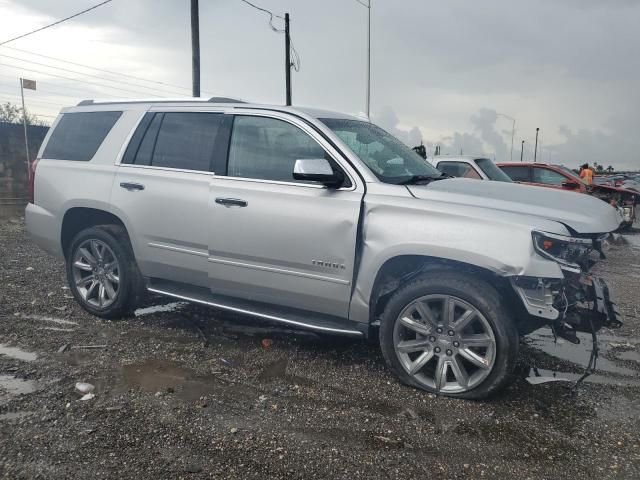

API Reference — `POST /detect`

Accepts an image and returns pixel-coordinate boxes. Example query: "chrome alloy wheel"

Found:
[71,239,120,308]
[393,294,496,394]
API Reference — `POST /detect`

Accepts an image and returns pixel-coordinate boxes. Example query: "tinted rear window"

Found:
[43,111,121,161]
[152,113,222,171]
[500,165,531,182]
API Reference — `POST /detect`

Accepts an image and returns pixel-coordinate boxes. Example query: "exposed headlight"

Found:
[532,231,593,273]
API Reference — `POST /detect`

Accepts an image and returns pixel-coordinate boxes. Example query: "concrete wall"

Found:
[0,122,49,205]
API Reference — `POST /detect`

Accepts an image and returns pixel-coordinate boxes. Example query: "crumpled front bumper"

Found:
[581,275,624,330]
[511,272,623,342]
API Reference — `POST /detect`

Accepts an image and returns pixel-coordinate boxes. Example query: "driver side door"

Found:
[207,113,364,318]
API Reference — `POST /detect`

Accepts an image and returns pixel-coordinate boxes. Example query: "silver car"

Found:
[26,98,623,399]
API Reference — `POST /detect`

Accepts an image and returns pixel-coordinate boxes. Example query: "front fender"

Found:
[349,195,564,324]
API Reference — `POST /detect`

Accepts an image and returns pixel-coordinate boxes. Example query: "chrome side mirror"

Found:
[293,159,344,188]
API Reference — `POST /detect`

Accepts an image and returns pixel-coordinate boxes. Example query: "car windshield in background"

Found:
[475,158,513,182]
[320,118,442,184]
[557,165,586,184]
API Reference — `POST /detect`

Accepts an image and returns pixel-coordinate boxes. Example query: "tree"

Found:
[595,164,604,173]
[0,102,47,126]
[606,165,614,173]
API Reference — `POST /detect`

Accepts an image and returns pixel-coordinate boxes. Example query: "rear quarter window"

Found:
[42,111,122,161]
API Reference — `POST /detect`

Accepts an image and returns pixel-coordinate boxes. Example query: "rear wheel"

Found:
[66,225,144,319]
[379,271,519,399]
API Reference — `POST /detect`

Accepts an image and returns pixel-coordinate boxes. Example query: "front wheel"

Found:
[379,271,519,399]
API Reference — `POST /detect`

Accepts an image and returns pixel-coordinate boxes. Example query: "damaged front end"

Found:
[511,231,623,345]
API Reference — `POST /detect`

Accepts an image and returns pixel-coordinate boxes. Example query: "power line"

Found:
[239,0,284,32]
[0,53,187,96]
[0,78,124,99]
[0,62,171,97]
[0,46,217,96]
[0,0,114,46]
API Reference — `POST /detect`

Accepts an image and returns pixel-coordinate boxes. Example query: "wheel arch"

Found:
[367,255,520,326]
[61,207,128,258]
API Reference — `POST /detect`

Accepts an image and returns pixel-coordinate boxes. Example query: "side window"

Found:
[532,167,566,186]
[500,166,531,182]
[437,161,481,179]
[43,111,121,161]
[151,113,223,171]
[227,116,328,183]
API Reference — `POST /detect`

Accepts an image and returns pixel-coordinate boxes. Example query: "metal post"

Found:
[534,128,539,163]
[285,13,291,106]
[520,140,525,162]
[509,118,515,162]
[19,78,30,173]
[191,0,200,97]
[366,0,371,118]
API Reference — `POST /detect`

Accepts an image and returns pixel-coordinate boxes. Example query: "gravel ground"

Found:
[1,216,639,479]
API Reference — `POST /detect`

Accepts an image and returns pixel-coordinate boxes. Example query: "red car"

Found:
[497,162,637,228]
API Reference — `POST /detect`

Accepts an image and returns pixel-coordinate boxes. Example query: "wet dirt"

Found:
[1,219,640,479]
[0,344,38,362]
[0,375,39,396]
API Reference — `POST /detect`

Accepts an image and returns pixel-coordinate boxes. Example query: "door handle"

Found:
[120,182,145,191]
[215,197,248,207]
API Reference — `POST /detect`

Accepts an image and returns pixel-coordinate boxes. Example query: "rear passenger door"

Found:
[111,110,229,287]
[207,112,364,319]
[499,165,532,183]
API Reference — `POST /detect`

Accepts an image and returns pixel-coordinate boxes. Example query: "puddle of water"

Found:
[17,314,78,326]
[617,350,640,362]
[624,234,640,248]
[121,360,219,402]
[0,411,32,421]
[0,375,38,395]
[134,302,187,317]
[527,368,640,386]
[527,330,638,377]
[0,344,38,362]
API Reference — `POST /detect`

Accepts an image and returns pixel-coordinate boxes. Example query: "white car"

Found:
[428,155,513,182]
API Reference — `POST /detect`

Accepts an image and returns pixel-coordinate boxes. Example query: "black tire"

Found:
[66,225,145,319]
[379,270,519,400]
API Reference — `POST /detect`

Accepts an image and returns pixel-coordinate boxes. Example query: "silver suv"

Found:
[26,98,623,398]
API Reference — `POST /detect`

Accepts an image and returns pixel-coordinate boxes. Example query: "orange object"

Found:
[580,168,593,185]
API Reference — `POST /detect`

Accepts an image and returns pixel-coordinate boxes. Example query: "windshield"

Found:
[556,165,586,184]
[320,118,442,184]
[475,158,512,182]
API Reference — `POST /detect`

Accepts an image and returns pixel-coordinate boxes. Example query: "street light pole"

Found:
[190,0,200,97]
[534,127,539,163]
[496,113,516,162]
[355,0,371,117]
[366,0,371,118]
[520,140,525,162]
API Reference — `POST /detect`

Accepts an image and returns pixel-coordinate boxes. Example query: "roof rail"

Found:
[207,97,245,103]
[76,97,246,106]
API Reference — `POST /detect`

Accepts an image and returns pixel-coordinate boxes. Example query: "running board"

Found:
[147,279,364,337]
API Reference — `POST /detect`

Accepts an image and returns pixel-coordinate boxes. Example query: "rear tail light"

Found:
[28,159,39,204]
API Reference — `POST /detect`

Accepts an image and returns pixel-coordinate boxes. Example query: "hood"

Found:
[407,178,621,234]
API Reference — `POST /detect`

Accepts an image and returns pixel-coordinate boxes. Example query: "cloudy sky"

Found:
[1,0,639,169]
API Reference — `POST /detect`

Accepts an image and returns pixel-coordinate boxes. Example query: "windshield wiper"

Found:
[398,172,451,185]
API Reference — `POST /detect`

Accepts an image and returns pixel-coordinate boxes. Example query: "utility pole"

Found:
[285,13,291,106]
[190,0,200,97]
[520,140,525,162]
[366,0,371,118]
[534,127,539,163]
